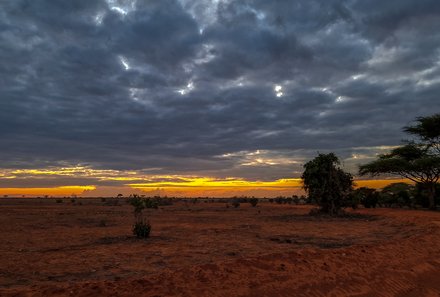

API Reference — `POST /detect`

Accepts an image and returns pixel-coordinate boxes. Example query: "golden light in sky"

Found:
[0,166,413,197]
[0,186,96,197]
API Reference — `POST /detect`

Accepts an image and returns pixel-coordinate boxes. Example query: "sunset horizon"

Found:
[1,1,440,296]
[0,167,413,198]
[1,1,439,199]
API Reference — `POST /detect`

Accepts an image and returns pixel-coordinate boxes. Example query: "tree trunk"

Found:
[427,182,436,210]
[329,199,337,216]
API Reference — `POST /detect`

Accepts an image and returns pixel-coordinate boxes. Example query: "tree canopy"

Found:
[404,113,440,152]
[360,113,440,209]
[302,153,353,215]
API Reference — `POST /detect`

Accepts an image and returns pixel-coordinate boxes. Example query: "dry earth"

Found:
[0,198,440,296]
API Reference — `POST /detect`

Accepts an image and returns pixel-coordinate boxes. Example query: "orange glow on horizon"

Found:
[128,178,303,198]
[354,179,414,189]
[0,186,96,197]
[128,177,303,189]
[0,176,414,198]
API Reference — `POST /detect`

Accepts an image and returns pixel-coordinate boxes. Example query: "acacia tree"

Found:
[359,114,440,210]
[404,114,440,153]
[302,153,353,215]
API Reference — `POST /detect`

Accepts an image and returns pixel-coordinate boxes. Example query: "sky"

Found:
[1,0,439,197]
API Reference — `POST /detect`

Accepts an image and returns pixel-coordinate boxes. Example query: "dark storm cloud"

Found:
[1,0,440,181]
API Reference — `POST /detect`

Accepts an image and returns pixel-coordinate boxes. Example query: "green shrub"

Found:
[363,191,379,208]
[133,220,151,238]
[379,183,414,208]
[128,197,159,211]
[129,196,157,238]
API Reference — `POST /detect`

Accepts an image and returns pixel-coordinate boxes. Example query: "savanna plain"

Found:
[1,198,440,297]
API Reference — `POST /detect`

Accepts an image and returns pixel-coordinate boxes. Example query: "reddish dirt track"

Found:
[1,198,440,297]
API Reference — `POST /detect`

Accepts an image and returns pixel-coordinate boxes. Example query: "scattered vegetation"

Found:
[360,113,440,210]
[345,182,440,210]
[56,199,63,203]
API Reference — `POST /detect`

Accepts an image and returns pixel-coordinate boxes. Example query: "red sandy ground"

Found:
[0,198,439,297]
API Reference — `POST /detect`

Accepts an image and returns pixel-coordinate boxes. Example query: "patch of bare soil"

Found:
[0,199,439,296]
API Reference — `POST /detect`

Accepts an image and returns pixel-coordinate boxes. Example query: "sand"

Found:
[0,198,439,297]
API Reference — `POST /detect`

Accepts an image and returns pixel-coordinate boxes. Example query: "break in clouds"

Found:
[1,0,440,187]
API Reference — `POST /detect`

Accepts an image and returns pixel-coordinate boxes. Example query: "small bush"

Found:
[231,200,240,208]
[363,192,379,208]
[379,183,414,208]
[133,220,151,238]
[56,199,63,203]
[129,197,158,239]
[249,198,258,207]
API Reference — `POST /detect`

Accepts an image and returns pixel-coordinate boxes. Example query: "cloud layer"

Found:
[1,0,440,191]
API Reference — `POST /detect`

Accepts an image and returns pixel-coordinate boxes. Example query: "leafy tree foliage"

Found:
[302,153,353,215]
[380,183,414,208]
[404,113,440,153]
[351,187,379,208]
[360,113,440,210]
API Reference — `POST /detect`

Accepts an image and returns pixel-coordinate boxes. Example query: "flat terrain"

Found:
[1,199,440,297]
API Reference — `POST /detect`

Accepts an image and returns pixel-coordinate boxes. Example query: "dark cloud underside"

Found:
[1,0,440,180]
